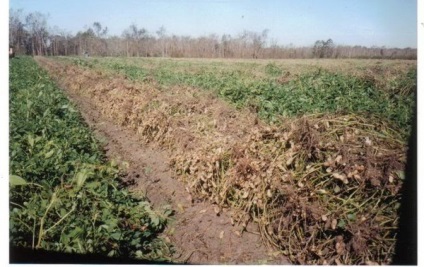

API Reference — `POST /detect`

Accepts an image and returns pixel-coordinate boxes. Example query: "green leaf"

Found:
[27,135,35,148]
[130,238,141,246]
[108,250,116,257]
[135,250,144,258]
[99,224,109,231]
[45,149,55,159]
[10,175,28,186]
[151,216,160,227]
[347,213,356,221]
[86,181,101,189]
[110,232,121,241]
[396,170,405,180]
[74,169,90,189]
[337,219,346,229]
[334,185,341,193]
[68,227,83,238]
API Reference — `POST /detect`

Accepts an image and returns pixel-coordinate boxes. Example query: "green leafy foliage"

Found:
[152,65,414,137]
[107,62,148,81]
[9,57,172,261]
[64,57,414,138]
[72,58,95,68]
[264,62,283,76]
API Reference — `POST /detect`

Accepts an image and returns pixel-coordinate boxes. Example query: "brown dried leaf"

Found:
[331,219,337,230]
[364,136,372,146]
[266,189,273,198]
[332,173,348,184]
[286,157,294,166]
[336,239,346,255]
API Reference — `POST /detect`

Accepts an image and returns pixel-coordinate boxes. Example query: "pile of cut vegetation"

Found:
[173,114,405,265]
[37,57,408,264]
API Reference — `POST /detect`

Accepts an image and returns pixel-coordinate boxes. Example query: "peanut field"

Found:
[13,55,416,264]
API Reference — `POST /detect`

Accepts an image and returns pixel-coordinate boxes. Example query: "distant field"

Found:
[58,56,416,79]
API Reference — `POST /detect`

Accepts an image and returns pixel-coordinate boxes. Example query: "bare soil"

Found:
[36,57,289,264]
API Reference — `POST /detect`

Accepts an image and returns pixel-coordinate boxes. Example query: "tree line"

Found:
[9,9,417,60]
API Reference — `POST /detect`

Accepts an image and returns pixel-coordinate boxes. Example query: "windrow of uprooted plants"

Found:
[36,57,408,265]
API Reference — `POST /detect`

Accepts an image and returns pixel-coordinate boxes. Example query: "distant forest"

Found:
[9,9,417,59]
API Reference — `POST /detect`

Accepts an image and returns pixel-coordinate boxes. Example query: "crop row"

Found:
[65,57,415,138]
[9,57,171,261]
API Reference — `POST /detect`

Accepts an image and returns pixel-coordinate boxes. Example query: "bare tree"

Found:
[76,27,95,55]
[156,26,167,57]
[92,22,108,55]
[324,39,334,58]
[313,39,334,58]
[93,22,108,37]
[251,29,269,58]
[25,12,49,56]
[8,9,418,60]
[9,9,27,55]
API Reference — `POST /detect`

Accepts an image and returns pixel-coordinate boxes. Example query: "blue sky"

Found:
[9,0,417,48]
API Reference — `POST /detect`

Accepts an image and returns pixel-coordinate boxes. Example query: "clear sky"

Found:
[8,0,418,48]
